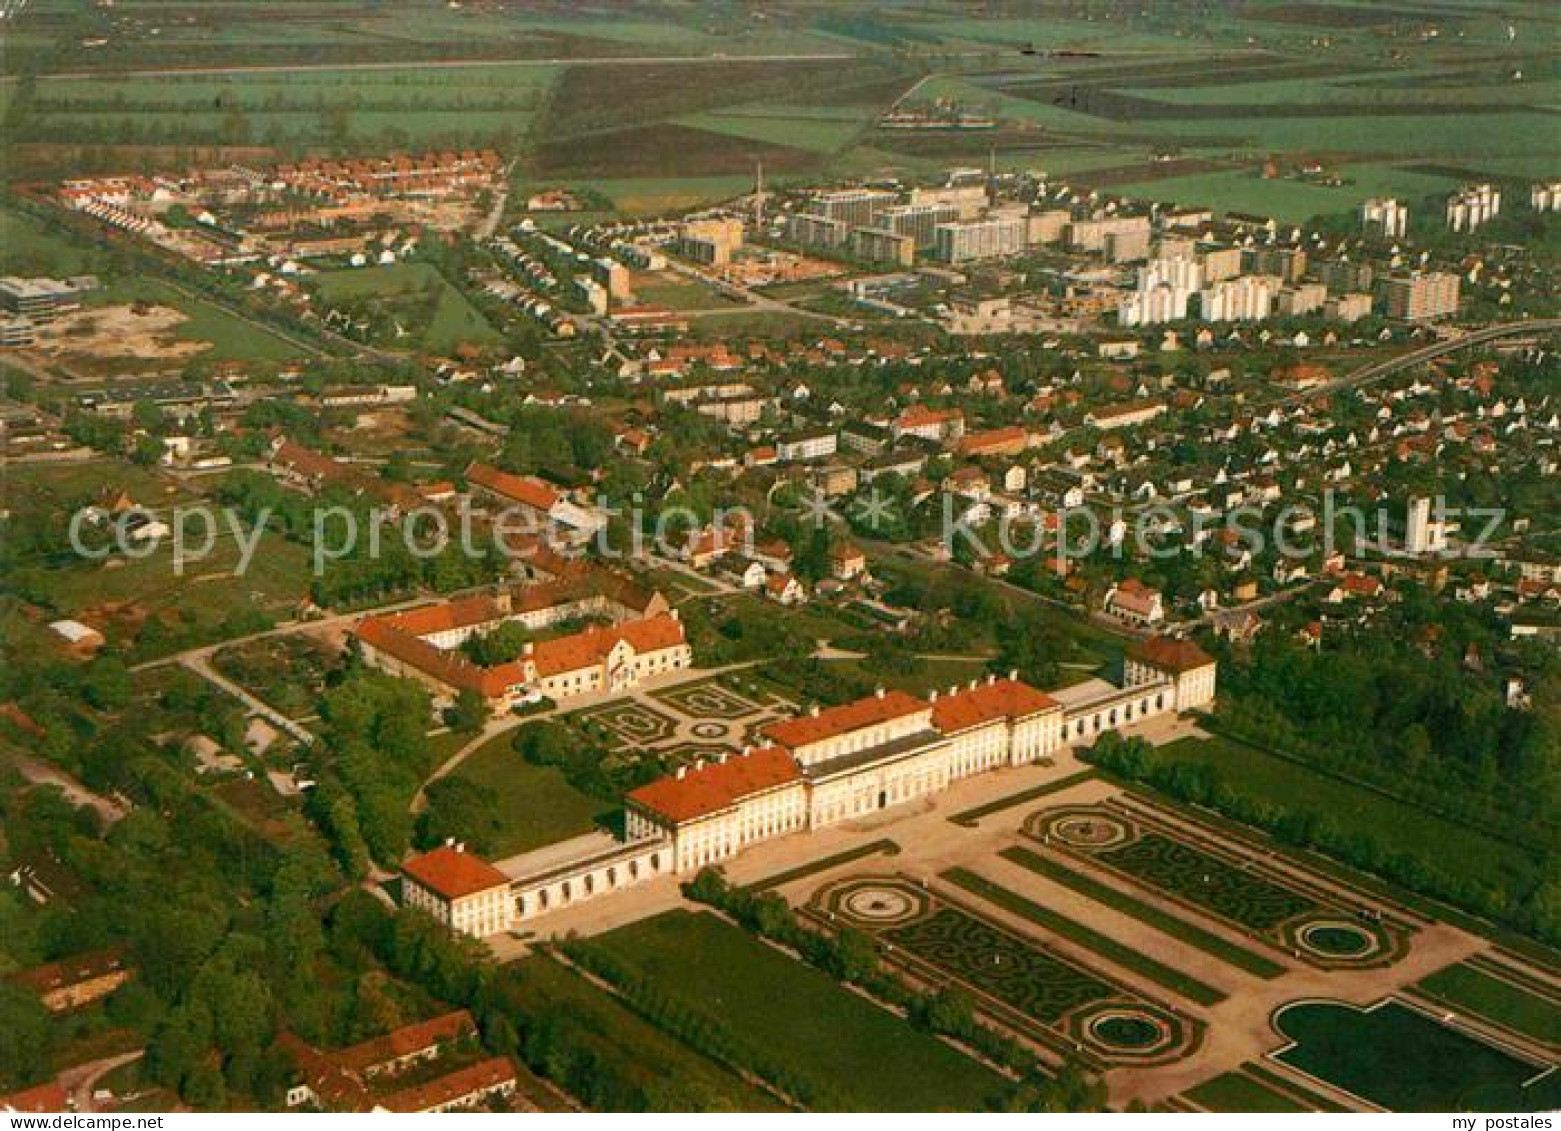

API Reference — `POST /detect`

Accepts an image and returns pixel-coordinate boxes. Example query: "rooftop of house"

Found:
[401,845,511,900]
[627,746,801,824]
[763,689,928,750]
[1128,635,1216,674]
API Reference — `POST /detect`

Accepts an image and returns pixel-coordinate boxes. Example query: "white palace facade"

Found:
[399,635,1216,935]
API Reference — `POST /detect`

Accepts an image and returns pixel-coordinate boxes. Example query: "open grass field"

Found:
[446,729,612,858]
[629,274,744,312]
[0,209,102,277]
[309,262,498,353]
[1274,1000,1561,1112]
[1150,734,1543,900]
[583,910,1009,1111]
[19,528,314,653]
[1414,962,1561,1046]
[1113,163,1463,223]
[3,459,196,518]
[507,954,787,1112]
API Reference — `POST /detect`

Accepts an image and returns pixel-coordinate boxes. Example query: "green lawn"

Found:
[998,846,1287,979]
[1184,1071,1309,1113]
[631,275,743,311]
[944,868,1226,1007]
[446,730,611,857]
[507,954,786,1111]
[0,209,101,276]
[1152,735,1541,899]
[1415,963,1561,1047]
[1275,1000,1561,1112]
[583,910,1009,1111]
[311,263,498,352]
[16,527,314,656]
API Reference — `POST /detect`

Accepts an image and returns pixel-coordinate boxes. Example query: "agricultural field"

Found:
[20,65,561,153]
[580,910,1011,1111]
[29,3,844,74]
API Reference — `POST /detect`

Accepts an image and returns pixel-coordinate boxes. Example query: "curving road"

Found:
[1273,318,1561,407]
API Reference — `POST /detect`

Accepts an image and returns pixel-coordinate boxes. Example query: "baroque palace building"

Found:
[353,574,692,711]
[399,635,1217,936]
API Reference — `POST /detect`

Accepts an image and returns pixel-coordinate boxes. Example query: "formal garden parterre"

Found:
[1023,803,1410,968]
[809,875,1201,1066]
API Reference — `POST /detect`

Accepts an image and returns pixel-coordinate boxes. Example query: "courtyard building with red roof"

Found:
[351,575,688,714]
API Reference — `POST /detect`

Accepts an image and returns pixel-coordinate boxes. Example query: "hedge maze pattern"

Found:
[1096,832,1319,932]
[885,907,1116,1025]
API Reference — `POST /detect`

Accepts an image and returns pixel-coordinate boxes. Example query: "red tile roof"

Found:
[932,679,1058,733]
[957,425,1027,456]
[334,1010,476,1076]
[529,613,686,678]
[386,595,504,638]
[466,462,560,511]
[896,405,963,429]
[379,1056,516,1113]
[402,846,509,900]
[8,947,128,995]
[763,690,928,750]
[627,747,800,824]
[1128,636,1214,674]
[0,1082,67,1112]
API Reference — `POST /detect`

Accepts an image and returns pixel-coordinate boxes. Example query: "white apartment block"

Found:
[1068,214,1151,254]
[776,429,838,462]
[1199,245,1244,282]
[1361,197,1408,239]
[1277,282,1328,317]
[1531,182,1561,213]
[1446,184,1501,232]
[1120,282,1191,327]
[934,216,1028,263]
[1200,274,1279,322]
[1326,292,1374,323]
